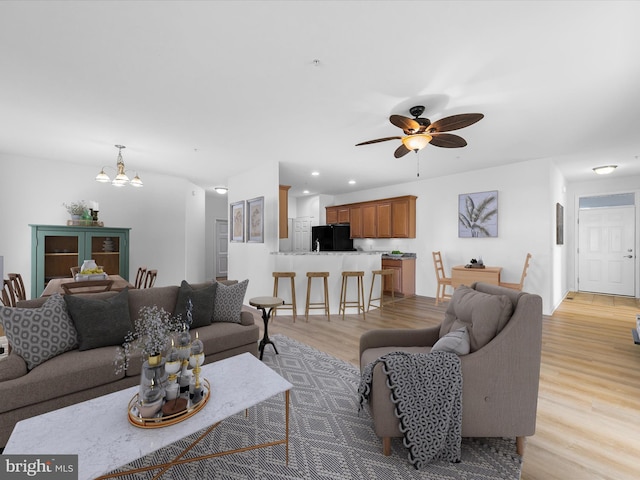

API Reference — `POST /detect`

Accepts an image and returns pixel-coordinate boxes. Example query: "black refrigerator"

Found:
[311,225,354,251]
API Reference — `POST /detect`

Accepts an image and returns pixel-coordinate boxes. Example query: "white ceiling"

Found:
[1,1,639,197]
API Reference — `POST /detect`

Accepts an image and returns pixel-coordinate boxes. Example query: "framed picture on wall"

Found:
[230,201,245,242]
[458,190,498,238]
[556,202,564,245]
[246,196,264,243]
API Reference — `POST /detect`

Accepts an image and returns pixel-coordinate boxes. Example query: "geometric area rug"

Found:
[109,334,522,479]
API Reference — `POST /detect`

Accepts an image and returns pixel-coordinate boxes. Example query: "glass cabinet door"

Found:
[85,232,128,278]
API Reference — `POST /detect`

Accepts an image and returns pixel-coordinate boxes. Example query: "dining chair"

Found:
[500,253,532,291]
[70,266,80,278]
[1,279,18,307]
[134,266,147,289]
[432,251,453,305]
[143,270,157,288]
[7,273,26,301]
[61,280,114,295]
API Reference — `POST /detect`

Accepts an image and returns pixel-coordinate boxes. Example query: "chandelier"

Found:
[95,145,143,187]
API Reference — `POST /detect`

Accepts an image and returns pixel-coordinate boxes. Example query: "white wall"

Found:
[566,174,640,296]
[324,159,556,314]
[226,160,279,302]
[0,153,205,297]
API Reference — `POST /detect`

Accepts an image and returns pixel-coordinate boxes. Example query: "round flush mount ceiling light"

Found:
[311,171,319,176]
[592,165,617,175]
[348,180,356,185]
[214,186,228,194]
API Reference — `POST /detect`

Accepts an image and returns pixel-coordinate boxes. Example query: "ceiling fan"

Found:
[356,105,484,158]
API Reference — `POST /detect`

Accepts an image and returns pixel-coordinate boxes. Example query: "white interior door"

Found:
[578,206,635,295]
[294,217,312,252]
[215,219,228,279]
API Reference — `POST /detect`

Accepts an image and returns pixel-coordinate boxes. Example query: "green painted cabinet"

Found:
[30,225,131,298]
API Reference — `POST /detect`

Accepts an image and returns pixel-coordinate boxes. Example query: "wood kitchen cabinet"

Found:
[279,185,290,239]
[382,257,416,297]
[349,206,363,238]
[30,224,130,298]
[326,206,338,225]
[325,195,417,238]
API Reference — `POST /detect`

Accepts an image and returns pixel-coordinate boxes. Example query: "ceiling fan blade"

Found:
[389,115,420,133]
[355,136,402,146]
[429,133,467,148]
[394,144,411,158]
[429,113,484,133]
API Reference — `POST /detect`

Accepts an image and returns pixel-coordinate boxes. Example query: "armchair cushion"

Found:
[432,327,470,355]
[439,285,512,352]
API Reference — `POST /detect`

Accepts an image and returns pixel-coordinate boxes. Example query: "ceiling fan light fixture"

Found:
[402,134,432,151]
[592,165,617,175]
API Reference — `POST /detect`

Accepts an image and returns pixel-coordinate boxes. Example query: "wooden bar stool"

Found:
[367,269,395,311]
[339,271,366,320]
[272,272,297,322]
[305,272,330,322]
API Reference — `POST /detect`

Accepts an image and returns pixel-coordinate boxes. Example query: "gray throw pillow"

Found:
[432,327,470,355]
[212,279,249,323]
[64,288,133,351]
[0,293,78,370]
[173,280,217,328]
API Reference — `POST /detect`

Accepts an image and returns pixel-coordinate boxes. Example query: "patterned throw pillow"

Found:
[212,279,249,323]
[0,293,79,370]
[173,280,217,328]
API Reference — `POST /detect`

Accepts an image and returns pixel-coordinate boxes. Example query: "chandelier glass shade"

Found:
[401,134,432,151]
[95,145,143,187]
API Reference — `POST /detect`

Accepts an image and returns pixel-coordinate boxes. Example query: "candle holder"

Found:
[90,209,99,222]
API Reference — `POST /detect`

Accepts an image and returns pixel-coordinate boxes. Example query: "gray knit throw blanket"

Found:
[358,351,463,469]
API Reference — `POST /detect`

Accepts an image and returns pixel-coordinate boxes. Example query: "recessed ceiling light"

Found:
[592,165,617,175]
[348,180,356,185]
[311,171,319,176]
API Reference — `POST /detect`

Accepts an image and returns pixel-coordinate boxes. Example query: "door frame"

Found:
[575,191,638,297]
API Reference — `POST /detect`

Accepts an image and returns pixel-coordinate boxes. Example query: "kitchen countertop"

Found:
[272,251,417,258]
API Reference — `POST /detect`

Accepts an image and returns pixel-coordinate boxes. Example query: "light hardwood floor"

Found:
[258,292,640,480]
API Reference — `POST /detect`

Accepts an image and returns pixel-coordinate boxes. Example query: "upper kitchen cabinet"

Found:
[325,195,417,239]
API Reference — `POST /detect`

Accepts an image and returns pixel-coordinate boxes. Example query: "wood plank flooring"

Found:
[257,292,640,480]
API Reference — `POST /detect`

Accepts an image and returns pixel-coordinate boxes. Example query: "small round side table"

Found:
[249,296,284,360]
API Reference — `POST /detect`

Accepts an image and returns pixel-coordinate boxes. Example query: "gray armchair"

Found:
[359,282,542,456]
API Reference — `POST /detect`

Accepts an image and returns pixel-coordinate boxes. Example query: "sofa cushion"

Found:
[173,280,216,328]
[440,285,513,352]
[0,293,79,369]
[128,286,179,327]
[213,279,248,323]
[65,288,133,351]
[194,321,260,357]
[0,346,124,414]
[431,327,470,355]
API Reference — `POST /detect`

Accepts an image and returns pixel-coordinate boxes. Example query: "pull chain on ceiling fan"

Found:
[356,105,484,158]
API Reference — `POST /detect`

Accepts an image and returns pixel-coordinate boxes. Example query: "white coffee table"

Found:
[4,352,292,480]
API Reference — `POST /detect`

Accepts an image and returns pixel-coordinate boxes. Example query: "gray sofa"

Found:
[359,282,543,456]
[0,281,260,448]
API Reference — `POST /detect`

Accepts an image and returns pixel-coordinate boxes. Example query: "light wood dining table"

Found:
[41,275,134,297]
[450,265,502,288]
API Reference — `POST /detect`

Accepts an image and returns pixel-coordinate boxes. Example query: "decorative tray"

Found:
[128,379,210,429]
[75,273,108,281]
[66,220,104,227]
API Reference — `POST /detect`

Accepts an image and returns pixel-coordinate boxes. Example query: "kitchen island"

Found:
[271,251,384,316]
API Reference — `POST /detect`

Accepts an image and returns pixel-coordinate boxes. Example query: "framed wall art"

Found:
[458,190,498,238]
[246,196,264,243]
[230,201,245,242]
